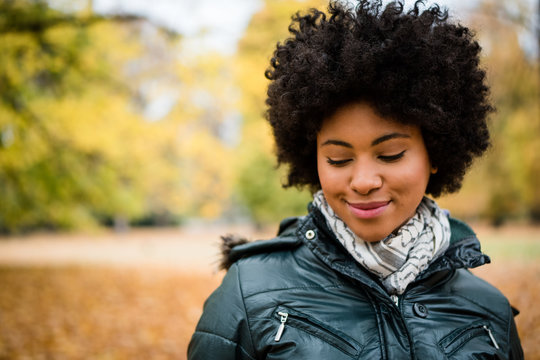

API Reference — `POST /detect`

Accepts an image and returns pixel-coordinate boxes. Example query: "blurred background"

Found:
[0,0,538,231]
[0,0,538,358]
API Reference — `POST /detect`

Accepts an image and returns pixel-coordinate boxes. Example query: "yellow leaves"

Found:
[226,0,329,224]
[235,0,328,121]
[0,116,49,171]
[85,21,143,67]
[1,258,540,358]
[0,32,41,87]
[177,128,235,218]
[43,22,81,47]
[32,96,121,156]
[0,266,223,359]
[437,0,540,222]
[495,108,540,207]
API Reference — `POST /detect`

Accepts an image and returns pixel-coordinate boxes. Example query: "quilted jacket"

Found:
[188,206,523,359]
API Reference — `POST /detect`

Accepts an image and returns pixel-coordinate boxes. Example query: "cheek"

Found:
[317,161,348,194]
[395,157,432,193]
[317,157,331,185]
[317,163,333,192]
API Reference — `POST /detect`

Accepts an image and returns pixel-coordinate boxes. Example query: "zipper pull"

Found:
[483,325,500,349]
[274,312,289,342]
[391,295,399,307]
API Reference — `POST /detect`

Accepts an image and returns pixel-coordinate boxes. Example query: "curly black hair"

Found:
[265,0,492,197]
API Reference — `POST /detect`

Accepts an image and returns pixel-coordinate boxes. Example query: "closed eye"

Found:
[379,150,406,162]
[327,158,352,166]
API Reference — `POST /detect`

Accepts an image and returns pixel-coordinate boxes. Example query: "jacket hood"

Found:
[218,212,490,275]
[219,234,250,270]
[219,217,302,270]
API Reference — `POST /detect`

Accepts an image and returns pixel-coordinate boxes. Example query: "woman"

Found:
[188,1,523,359]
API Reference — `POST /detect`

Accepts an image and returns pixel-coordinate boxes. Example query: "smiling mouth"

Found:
[346,201,390,219]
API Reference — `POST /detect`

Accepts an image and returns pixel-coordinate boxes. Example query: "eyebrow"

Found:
[320,139,353,148]
[321,132,411,148]
[371,133,411,146]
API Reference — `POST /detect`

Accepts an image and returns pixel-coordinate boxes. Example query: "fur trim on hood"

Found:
[219,234,249,270]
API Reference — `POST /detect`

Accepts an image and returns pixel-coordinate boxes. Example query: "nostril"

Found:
[350,174,383,195]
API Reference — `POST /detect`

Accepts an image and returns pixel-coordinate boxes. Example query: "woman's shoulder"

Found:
[218,215,343,298]
[443,268,513,320]
[219,217,303,270]
[219,216,309,269]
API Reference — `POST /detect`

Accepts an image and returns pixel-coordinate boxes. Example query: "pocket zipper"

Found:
[274,311,288,342]
[272,308,360,356]
[440,321,502,355]
[483,325,500,349]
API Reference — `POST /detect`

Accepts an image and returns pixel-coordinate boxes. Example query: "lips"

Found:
[346,201,390,219]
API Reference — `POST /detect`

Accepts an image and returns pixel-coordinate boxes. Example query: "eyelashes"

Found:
[378,150,406,162]
[326,158,352,166]
[326,150,406,166]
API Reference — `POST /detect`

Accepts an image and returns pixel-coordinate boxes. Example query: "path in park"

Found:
[0,225,273,272]
[1,223,539,271]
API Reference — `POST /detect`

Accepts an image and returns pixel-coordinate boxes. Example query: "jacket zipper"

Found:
[439,321,501,355]
[390,297,500,353]
[274,311,288,341]
[273,309,360,356]
[483,325,500,349]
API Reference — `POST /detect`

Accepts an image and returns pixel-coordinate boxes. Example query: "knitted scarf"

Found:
[312,190,451,295]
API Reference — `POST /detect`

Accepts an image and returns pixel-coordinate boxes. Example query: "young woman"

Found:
[188,1,523,359]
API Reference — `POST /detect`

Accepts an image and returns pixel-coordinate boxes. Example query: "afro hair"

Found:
[265,0,492,197]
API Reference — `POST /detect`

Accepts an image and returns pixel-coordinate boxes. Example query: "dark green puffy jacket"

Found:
[188,207,523,359]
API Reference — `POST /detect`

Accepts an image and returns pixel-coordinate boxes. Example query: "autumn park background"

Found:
[0,0,539,358]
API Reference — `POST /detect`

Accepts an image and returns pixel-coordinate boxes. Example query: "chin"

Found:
[352,229,388,243]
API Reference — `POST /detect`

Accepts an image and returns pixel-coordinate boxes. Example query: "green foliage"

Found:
[0,1,182,232]
[439,0,539,224]
[232,0,326,224]
[236,140,311,225]
[0,0,242,232]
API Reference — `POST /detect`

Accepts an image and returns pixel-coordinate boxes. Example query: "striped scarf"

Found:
[312,190,451,295]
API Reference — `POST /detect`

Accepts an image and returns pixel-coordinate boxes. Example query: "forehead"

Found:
[318,102,418,140]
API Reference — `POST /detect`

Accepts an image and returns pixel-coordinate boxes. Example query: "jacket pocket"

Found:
[273,306,361,357]
[438,320,504,359]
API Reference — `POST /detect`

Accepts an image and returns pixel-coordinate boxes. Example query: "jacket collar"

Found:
[299,205,490,290]
[415,217,491,281]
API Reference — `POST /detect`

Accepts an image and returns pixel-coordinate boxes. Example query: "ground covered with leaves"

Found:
[0,267,220,360]
[0,262,538,360]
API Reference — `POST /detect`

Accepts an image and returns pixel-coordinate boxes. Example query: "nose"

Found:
[350,162,383,195]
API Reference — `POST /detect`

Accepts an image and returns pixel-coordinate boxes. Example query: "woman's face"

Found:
[317,102,435,242]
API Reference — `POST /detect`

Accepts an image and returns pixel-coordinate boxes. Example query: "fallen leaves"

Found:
[0,266,221,360]
[0,262,538,359]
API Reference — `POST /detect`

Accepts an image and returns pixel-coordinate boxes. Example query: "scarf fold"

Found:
[312,190,451,295]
